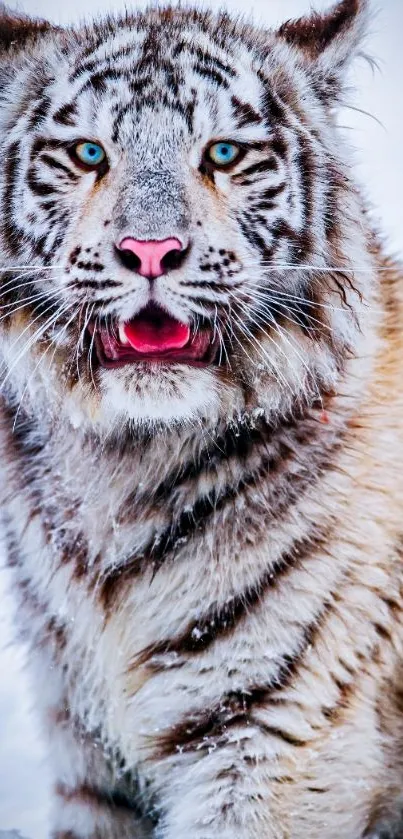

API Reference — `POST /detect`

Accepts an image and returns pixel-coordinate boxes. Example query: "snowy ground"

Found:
[0,833,30,839]
[0,573,51,837]
[1,0,402,835]
[0,832,30,839]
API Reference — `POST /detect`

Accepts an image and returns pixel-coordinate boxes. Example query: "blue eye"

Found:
[207,141,240,167]
[74,141,106,167]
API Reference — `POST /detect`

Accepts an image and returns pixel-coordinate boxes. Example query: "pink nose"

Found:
[119,237,183,279]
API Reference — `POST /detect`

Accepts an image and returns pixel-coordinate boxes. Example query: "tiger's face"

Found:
[0,2,373,433]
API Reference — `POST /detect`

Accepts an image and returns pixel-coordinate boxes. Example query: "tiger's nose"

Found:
[118,237,185,278]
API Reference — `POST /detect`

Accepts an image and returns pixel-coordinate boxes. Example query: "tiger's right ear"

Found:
[0,5,54,54]
[277,0,369,102]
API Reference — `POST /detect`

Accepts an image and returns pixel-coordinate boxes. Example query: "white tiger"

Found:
[1,1,403,838]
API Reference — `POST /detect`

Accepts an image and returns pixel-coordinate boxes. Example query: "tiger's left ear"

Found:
[0,6,55,55]
[277,0,369,99]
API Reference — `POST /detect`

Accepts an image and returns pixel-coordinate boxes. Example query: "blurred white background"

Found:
[1,0,402,835]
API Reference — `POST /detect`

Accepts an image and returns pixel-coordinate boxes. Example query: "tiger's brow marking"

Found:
[52,101,79,126]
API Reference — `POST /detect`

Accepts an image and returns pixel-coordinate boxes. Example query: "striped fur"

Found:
[1,1,403,837]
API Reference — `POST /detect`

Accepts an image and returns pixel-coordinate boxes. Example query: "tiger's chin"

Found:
[90,363,238,431]
[58,339,310,436]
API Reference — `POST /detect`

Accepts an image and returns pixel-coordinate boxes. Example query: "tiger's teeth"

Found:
[118,324,129,345]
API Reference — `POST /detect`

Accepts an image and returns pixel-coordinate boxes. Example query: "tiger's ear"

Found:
[0,5,54,54]
[277,0,369,99]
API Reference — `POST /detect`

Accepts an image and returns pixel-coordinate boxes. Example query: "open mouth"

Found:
[90,303,218,368]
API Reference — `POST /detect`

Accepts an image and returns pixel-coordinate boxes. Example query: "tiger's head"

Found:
[0,0,374,436]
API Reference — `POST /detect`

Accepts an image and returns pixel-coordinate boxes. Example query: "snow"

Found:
[0,832,30,839]
[0,571,51,837]
[1,0,402,835]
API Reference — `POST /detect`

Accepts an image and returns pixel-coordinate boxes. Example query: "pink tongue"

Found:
[123,312,190,354]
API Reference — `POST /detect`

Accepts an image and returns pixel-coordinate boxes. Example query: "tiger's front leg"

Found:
[51,779,150,839]
[44,700,153,838]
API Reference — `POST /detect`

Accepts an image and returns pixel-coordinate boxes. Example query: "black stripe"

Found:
[71,26,109,66]
[111,103,132,142]
[72,278,122,290]
[31,137,68,160]
[171,42,236,77]
[192,47,236,78]
[41,206,58,221]
[3,523,24,570]
[267,218,312,264]
[112,94,195,142]
[120,415,281,515]
[179,278,234,291]
[231,95,262,127]
[91,295,128,311]
[1,140,21,256]
[100,405,341,609]
[323,161,345,244]
[56,781,142,815]
[232,160,278,181]
[26,167,59,197]
[238,215,271,257]
[69,59,98,81]
[92,42,138,67]
[256,183,286,200]
[154,609,329,758]
[29,232,48,260]
[40,199,56,211]
[271,135,288,160]
[128,77,151,94]
[53,102,79,126]
[296,130,315,231]
[130,401,334,516]
[193,63,229,88]
[249,182,286,212]
[79,69,122,94]
[76,260,104,273]
[132,528,329,668]
[39,154,78,182]
[259,79,289,126]
[1,396,45,463]
[27,94,52,130]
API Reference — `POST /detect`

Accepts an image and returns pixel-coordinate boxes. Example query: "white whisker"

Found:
[0,283,76,325]
[12,304,79,431]
[230,305,294,394]
[247,295,334,335]
[0,276,60,296]
[244,260,385,273]
[240,282,367,314]
[88,313,98,390]
[0,265,64,272]
[0,300,75,391]
[75,301,93,388]
[232,298,302,393]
